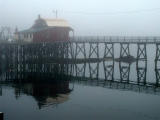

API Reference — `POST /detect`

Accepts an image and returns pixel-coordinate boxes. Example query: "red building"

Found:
[17,15,74,42]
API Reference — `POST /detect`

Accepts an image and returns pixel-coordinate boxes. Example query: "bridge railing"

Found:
[70,36,160,43]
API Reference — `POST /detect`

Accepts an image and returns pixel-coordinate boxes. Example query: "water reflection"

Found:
[103,60,114,81]
[13,81,72,109]
[1,60,160,86]
[0,59,160,109]
[155,68,160,87]
[89,62,99,80]
[119,62,130,82]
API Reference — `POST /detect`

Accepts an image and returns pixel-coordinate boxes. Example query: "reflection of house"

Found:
[16,15,74,42]
[14,82,72,109]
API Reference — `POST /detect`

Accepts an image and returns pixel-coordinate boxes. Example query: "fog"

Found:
[0,0,160,36]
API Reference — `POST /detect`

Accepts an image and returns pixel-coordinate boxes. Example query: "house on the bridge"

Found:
[15,15,74,42]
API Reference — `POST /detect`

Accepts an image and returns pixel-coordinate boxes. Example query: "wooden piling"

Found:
[0,112,3,120]
[75,42,86,59]
[155,44,160,68]
[155,68,160,86]
[89,42,99,59]
[104,43,114,59]
[137,43,147,61]
[120,43,130,58]
[136,43,147,69]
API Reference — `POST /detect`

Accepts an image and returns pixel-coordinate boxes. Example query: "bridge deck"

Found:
[1,36,160,44]
[70,36,160,44]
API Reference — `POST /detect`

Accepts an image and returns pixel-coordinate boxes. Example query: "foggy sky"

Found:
[0,0,160,36]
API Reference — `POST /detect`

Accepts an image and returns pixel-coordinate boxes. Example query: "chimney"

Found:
[38,14,41,19]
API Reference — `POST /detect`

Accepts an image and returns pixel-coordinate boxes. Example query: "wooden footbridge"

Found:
[0,36,160,65]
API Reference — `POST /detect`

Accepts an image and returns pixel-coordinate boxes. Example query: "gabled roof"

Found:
[32,16,72,28]
[19,15,73,34]
[42,18,70,27]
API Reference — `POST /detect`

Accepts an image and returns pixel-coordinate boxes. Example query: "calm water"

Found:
[0,81,160,120]
[0,43,160,120]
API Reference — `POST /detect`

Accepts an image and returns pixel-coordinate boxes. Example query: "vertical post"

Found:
[155,43,160,86]
[0,112,3,120]
[155,43,160,68]
[71,42,74,59]
[155,68,160,87]
[89,43,91,58]
[97,42,99,59]
[84,42,86,59]
[0,86,2,96]
[65,42,69,59]
[68,42,74,59]
[75,42,78,59]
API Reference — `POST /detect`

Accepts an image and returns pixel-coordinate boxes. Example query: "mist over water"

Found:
[1,0,160,36]
[1,0,160,120]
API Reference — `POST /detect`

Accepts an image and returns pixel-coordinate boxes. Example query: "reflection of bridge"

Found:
[1,58,160,94]
[71,61,160,95]
[1,61,159,110]
[73,60,149,84]
[72,79,160,95]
